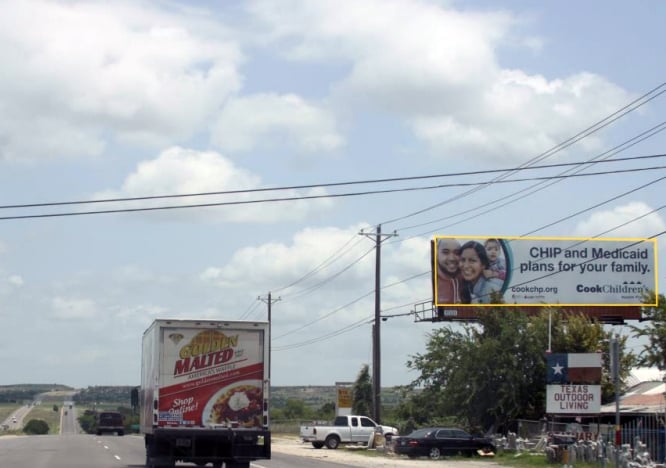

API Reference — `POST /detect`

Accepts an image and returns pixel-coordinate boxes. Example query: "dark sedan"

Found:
[393,427,495,460]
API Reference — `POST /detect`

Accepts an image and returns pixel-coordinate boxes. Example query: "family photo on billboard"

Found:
[434,237,510,305]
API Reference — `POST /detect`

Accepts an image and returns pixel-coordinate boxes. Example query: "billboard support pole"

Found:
[547,309,552,353]
[611,336,620,467]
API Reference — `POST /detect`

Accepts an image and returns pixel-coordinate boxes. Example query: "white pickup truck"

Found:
[300,415,398,449]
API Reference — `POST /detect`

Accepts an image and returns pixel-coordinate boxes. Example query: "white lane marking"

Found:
[114,455,121,460]
[252,464,268,468]
[104,445,110,450]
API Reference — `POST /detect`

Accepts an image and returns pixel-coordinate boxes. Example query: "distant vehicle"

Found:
[96,411,124,436]
[300,415,398,449]
[11,417,17,423]
[392,427,495,460]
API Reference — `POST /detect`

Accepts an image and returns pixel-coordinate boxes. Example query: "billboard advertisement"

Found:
[433,236,657,307]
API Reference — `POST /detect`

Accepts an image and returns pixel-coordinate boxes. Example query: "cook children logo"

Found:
[173,330,239,377]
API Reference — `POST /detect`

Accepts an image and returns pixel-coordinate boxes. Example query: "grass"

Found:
[23,403,62,434]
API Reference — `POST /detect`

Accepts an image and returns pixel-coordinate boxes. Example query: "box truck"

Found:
[141,319,271,468]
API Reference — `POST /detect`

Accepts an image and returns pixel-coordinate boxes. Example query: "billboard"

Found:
[432,236,657,307]
[335,382,353,416]
[546,353,602,414]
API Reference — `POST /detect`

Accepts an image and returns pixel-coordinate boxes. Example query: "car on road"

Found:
[96,411,124,436]
[11,417,17,423]
[392,427,495,460]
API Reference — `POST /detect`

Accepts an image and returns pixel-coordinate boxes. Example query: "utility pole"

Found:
[258,292,281,380]
[359,224,397,423]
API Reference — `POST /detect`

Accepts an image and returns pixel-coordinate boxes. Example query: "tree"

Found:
[318,402,335,420]
[631,293,666,369]
[283,398,311,420]
[352,364,372,416]
[24,419,49,435]
[400,308,634,432]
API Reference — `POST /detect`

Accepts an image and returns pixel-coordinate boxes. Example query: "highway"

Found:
[0,403,369,468]
[0,434,368,468]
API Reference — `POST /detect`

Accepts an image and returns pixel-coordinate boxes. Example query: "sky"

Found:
[0,0,664,389]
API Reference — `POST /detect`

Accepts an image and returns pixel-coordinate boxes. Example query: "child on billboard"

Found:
[483,238,506,281]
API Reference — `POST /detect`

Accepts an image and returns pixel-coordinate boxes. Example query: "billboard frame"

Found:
[432,235,658,308]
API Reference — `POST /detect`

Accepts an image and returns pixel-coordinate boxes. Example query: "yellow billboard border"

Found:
[433,235,658,307]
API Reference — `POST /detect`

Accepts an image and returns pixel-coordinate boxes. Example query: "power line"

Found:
[267,83,666,352]
[2,153,663,212]
[391,127,666,244]
[271,204,665,351]
[378,83,666,227]
[1,157,663,221]
[279,244,375,301]
[393,122,666,234]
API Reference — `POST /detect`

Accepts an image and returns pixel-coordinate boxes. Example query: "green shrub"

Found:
[23,419,49,435]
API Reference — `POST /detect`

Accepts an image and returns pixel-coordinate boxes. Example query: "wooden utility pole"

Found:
[258,292,281,379]
[359,224,397,423]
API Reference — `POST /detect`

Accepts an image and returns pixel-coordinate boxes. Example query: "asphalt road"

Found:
[0,434,385,468]
[2,401,364,467]
[1,403,493,467]
[60,400,80,435]
[1,404,32,431]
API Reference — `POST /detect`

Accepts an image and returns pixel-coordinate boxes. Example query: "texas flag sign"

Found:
[546,353,602,414]
[546,353,602,385]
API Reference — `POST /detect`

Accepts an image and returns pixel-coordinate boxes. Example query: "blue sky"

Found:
[0,0,664,388]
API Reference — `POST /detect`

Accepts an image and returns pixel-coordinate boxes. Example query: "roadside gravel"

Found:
[271,436,501,467]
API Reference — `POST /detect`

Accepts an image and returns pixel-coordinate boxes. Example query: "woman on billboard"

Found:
[459,240,504,304]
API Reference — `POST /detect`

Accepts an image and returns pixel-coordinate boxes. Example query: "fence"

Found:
[513,417,665,464]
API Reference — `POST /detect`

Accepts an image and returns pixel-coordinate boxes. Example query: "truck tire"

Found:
[311,441,324,449]
[325,435,340,450]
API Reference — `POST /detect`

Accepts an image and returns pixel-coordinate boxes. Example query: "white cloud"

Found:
[573,202,665,238]
[93,147,333,223]
[0,1,242,161]
[211,93,344,153]
[52,296,98,319]
[201,224,374,290]
[248,0,632,162]
[8,275,23,287]
[0,273,23,295]
[200,225,432,332]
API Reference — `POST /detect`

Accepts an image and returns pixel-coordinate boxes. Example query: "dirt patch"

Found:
[271,436,500,467]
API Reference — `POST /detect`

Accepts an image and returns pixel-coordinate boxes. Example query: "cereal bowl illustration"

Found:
[203,380,263,428]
